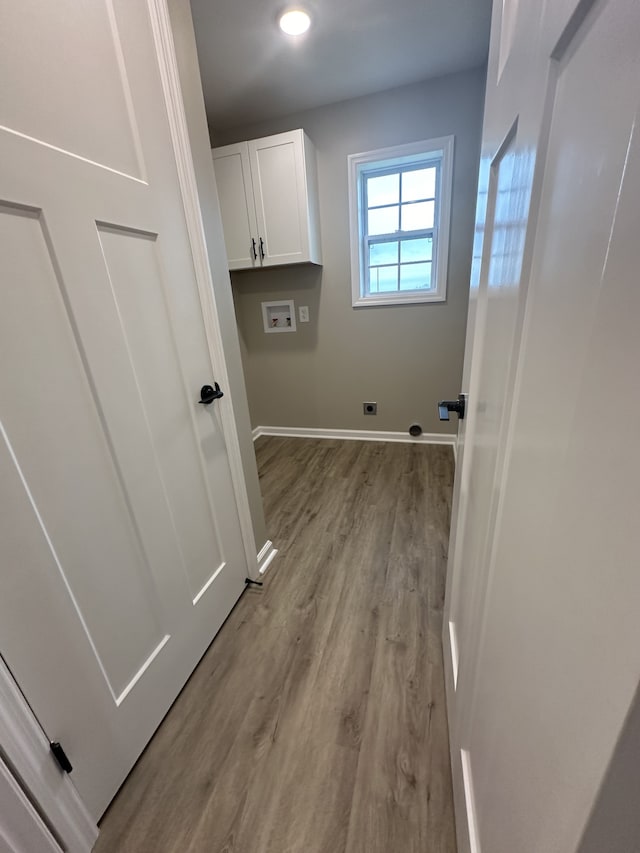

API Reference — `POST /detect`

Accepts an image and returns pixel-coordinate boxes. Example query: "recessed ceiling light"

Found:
[279,8,311,36]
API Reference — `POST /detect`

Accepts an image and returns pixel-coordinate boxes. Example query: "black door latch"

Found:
[50,741,73,774]
[438,394,466,421]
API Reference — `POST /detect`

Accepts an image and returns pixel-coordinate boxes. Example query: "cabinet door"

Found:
[249,130,310,266]
[212,142,259,270]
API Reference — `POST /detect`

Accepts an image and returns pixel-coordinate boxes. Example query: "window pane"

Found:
[401,200,434,231]
[368,205,399,236]
[370,241,398,266]
[399,262,432,290]
[370,265,398,293]
[400,237,432,263]
[402,167,436,202]
[367,173,399,208]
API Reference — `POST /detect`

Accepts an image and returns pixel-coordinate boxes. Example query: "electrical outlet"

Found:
[298,305,309,323]
[363,402,377,415]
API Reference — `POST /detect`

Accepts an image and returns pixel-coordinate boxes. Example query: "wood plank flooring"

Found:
[95,437,457,853]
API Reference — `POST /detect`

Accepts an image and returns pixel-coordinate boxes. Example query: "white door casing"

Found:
[444,1,640,852]
[0,0,256,819]
[0,657,97,853]
[0,760,61,853]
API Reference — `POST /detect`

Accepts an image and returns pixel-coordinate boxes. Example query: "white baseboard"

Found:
[256,539,278,576]
[252,425,457,448]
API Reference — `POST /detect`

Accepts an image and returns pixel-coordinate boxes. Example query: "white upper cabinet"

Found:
[213,129,322,270]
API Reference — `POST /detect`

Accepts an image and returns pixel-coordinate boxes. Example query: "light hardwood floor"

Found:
[95,437,457,852]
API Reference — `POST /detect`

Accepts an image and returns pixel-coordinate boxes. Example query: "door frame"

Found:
[148,0,258,578]
[0,656,98,852]
[1,0,259,843]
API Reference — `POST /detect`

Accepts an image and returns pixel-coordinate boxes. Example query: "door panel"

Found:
[96,224,227,599]
[0,0,249,817]
[0,0,143,179]
[0,205,167,699]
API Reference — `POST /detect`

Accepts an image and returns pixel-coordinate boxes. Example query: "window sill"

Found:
[352,292,446,308]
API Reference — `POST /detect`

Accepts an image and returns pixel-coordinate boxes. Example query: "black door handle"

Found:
[438,394,465,421]
[199,383,224,405]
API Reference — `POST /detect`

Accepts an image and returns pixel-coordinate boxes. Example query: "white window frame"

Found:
[348,136,454,307]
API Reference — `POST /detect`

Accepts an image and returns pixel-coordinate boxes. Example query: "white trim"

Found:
[449,620,459,690]
[461,749,482,853]
[115,634,171,705]
[257,540,278,576]
[348,136,455,307]
[443,614,469,853]
[147,0,258,576]
[0,124,146,185]
[0,759,61,852]
[0,658,98,853]
[252,425,456,447]
[352,290,447,308]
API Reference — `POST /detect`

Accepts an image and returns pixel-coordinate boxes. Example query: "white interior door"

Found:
[444,1,640,851]
[0,0,250,818]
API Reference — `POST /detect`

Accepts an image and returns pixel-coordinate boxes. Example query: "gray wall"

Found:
[168,0,267,551]
[213,69,485,434]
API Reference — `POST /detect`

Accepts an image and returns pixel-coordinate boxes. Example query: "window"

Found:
[348,137,454,307]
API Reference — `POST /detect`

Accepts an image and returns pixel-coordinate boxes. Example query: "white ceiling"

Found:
[190,0,492,130]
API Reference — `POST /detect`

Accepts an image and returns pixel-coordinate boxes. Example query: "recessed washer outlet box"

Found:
[261,299,296,333]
